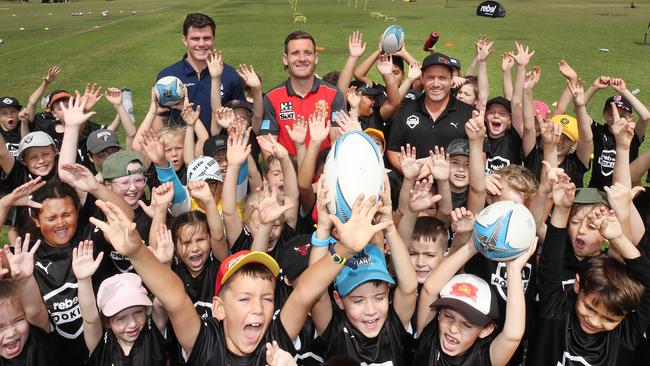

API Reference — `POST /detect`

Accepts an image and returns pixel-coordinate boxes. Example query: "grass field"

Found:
[1,0,648,127]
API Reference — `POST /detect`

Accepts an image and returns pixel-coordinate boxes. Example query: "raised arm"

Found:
[427,147,452,225]
[297,112,329,213]
[133,88,166,157]
[188,181,229,261]
[182,103,201,165]
[475,38,494,106]
[568,79,594,166]
[249,181,294,253]
[399,61,422,100]
[258,136,300,228]
[4,234,50,332]
[610,78,650,139]
[207,50,223,133]
[0,133,16,174]
[236,64,264,134]
[58,92,96,187]
[376,54,401,121]
[337,31,366,93]
[465,106,487,214]
[555,60,579,116]
[353,46,381,86]
[147,182,174,249]
[630,150,650,187]
[26,66,61,122]
[490,240,537,366]
[90,200,201,355]
[584,75,610,105]
[222,127,251,246]
[71,241,104,354]
[510,41,535,137]
[105,88,137,149]
[522,66,541,156]
[501,53,515,101]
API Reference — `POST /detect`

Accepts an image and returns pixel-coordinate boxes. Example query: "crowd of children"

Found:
[1,11,650,366]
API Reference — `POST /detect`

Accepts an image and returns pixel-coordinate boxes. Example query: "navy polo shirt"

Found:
[157,54,245,130]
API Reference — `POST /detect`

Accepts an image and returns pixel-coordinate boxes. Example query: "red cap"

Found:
[214,250,280,296]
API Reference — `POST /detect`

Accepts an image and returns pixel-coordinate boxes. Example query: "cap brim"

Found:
[101,292,152,317]
[430,298,492,327]
[89,141,120,155]
[220,252,280,287]
[336,270,395,296]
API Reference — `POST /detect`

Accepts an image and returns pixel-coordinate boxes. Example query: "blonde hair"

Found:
[497,165,538,204]
[158,126,185,145]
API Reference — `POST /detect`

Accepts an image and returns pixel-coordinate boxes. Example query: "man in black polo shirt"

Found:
[387,52,475,173]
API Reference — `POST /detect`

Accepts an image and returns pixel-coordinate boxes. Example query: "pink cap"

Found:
[533,100,550,120]
[96,273,152,317]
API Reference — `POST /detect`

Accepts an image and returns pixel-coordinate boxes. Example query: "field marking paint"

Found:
[0,7,165,57]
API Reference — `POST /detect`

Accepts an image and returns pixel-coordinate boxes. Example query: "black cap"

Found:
[604,95,632,113]
[0,97,22,109]
[224,99,253,113]
[350,80,385,98]
[203,135,228,157]
[421,52,453,72]
[447,139,469,157]
[449,57,462,70]
[486,96,512,113]
[277,234,312,282]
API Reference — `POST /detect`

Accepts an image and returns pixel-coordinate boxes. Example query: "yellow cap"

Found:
[363,128,385,146]
[551,114,578,142]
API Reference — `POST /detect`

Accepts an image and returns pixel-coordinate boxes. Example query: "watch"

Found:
[329,244,357,269]
[311,231,334,247]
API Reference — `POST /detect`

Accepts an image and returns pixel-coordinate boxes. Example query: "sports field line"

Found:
[0,7,165,58]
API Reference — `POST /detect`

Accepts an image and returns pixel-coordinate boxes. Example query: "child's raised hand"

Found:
[207,50,224,79]
[590,206,624,242]
[82,83,103,111]
[329,195,392,253]
[150,224,174,265]
[609,77,628,93]
[60,163,100,193]
[214,107,236,130]
[476,39,494,63]
[4,234,41,281]
[465,107,486,142]
[505,237,538,272]
[138,129,166,167]
[181,103,201,127]
[407,61,422,81]
[43,65,61,84]
[265,341,297,366]
[348,31,366,58]
[61,90,96,127]
[408,179,440,213]
[286,115,308,145]
[427,146,450,182]
[188,181,215,204]
[558,60,577,82]
[376,175,393,224]
[512,41,535,67]
[0,177,45,209]
[485,173,503,197]
[376,53,393,76]
[104,87,123,106]
[71,240,103,281]
[592,75,610,90]
[451,207,475,234]
[251,181,294,225]
[551,172,575,208]
[604,183,644,216]
[399,144,420,180]
[90,200,143,257]
[308,110,330,144]
[567,79,586,107]
[236,64,261,89]
[333,110,362,134]
[153,181,175,208]
[226,127,251,167]
[610,104,635,147]
[501,53,515,72]
[346,86,361,109]
[541,118,561,146]
[524,66,541,91]
[316,175,333,231]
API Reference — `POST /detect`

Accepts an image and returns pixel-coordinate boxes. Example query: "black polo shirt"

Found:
[387,94,474,159]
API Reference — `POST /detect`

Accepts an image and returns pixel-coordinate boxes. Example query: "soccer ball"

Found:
[155,76,184,106]
[380,25,405,54]
[323,131,385,223]
[472,200,535,261]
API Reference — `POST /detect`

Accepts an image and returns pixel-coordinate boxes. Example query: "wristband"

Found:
[311,231,334,247]
[329,244,358,269]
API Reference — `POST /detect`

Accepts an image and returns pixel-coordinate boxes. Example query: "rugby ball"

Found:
[323,131,385,223]
[472,200,535,261]
[155,76,184,106]
[380,25,405,54]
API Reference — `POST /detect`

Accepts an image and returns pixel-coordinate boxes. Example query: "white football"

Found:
[323,131,385,223]
[380,25,405,54]
[472,200,535,261]
[155,76,185,106]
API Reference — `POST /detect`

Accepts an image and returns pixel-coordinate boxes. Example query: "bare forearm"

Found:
[554,85,572,116]
[353,49,381,84]
[338,56,360,93]
[211,78,222,111]
[251,87,264,135]
[436,180,452,225]
[478,61,489,104]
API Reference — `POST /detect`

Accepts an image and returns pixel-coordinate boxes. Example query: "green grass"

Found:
[0,0,649,242]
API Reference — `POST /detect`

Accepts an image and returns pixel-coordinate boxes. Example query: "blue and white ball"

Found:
[323,131,385,223]
[380,25,405,54]
[155,76,185,106]
[472,200,535,261]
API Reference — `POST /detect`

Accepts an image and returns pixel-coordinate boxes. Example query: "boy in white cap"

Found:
[414,229,536,365]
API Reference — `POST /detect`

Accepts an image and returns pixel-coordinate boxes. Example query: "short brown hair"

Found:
[579,255,644,317]
[412,217,447,250]
[496,165,538,204]
[219,263,276,295]
[463,75,479,96]
[0,280,20,307]
[284,31,315,54]
[183,13,215,36]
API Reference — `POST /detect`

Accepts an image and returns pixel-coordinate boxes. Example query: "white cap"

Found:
[430,273,496,326]
[17,132,56,161]
[187,156,223,183]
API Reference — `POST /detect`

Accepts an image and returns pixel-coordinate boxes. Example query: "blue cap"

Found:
[334,245,395,296]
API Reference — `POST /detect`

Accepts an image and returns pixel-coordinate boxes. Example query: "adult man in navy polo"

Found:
[386,52,475,173]
[157,13,245,129]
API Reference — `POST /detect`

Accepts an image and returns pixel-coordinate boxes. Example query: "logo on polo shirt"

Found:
[486,156,510,174]
[315,99,329,112]
[279,101,295,120]
[406,115,420,129]
[598,149,616,176]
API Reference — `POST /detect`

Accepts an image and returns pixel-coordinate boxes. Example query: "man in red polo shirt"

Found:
[260,31,346,156]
